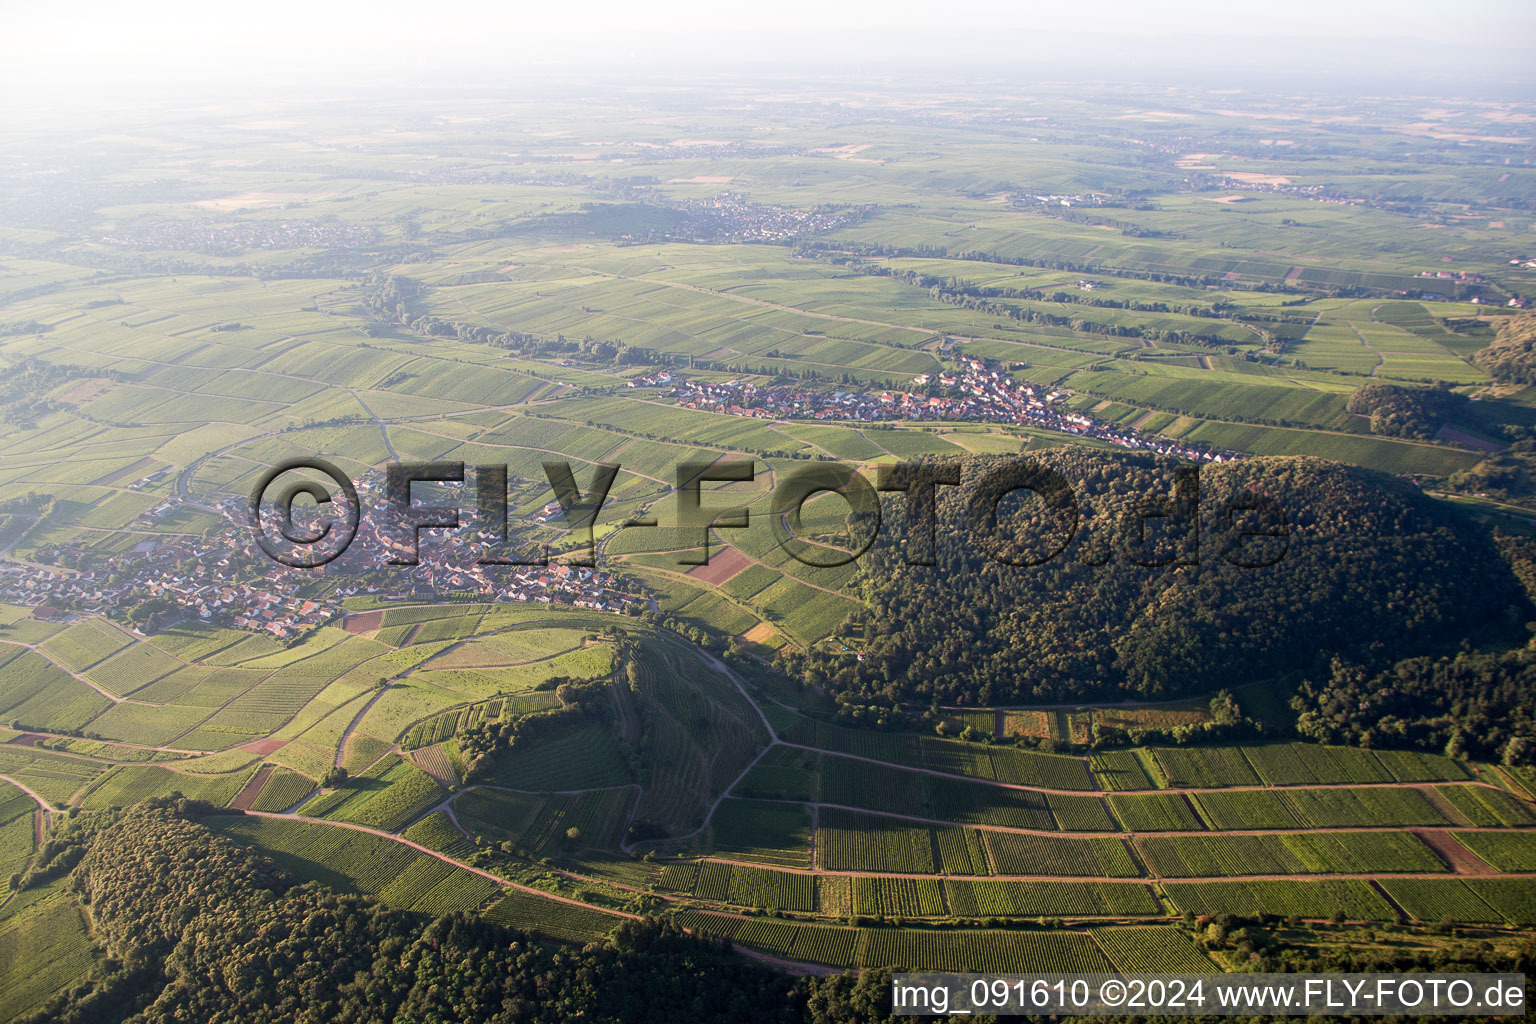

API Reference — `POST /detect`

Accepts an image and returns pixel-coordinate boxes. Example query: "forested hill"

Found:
[782,452,1525,706]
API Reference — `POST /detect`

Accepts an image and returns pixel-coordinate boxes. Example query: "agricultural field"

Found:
[1435,784,1536,827]
[298,754,443,832]
[79,763,256,810]
[1134,831,1444,878]
[1377,879,1507,925]
[982,832,1138,878]
[1453,831,1536,871]
[1091,926,1218,973]
[451,787,547,845]
[1091,751,1156,792]
[689,860,816,912]
[1108,792,1204,831]
[0,890,99,1020]
[212,815,498,914]
[943,880,1163,918]
[0,593,1531,973]
[518,788,635,857]
[1161,880,1396,920]
[818,809,936,874]
[707,798,813,868]
[857,928,1113,973]
[484,889,627,944]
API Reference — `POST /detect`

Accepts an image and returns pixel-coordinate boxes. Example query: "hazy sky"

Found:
[4,0,1533,100]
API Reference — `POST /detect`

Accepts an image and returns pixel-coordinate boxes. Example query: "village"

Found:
[641,355,1245,463]
[0,480,643,642]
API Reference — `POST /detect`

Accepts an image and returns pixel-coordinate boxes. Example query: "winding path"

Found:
[244,809,643,922]
[0,773,56,827]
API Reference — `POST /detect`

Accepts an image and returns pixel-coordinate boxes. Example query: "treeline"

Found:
[360,273,666,365]
[1026,205,1175,238]
[816,254,1244,348]
[1474,313,1536,385]
[1446,440,1536,507]
[926,283,1237,350]
[1285,530,1536,764]
[800,239,1448,302]
[358,274,919,387]
[1293,647,1535,764]
[781,451,1525,706]
[1194,910,1532,974]
[829,256,1291,322]
[797,239,1310,294]
[0,358,123,428]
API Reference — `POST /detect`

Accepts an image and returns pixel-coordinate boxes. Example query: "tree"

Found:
[322,766,348,788]
[1474,313,1536,385]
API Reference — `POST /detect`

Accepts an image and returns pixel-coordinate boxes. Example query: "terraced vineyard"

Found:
[2,601,1534,977]
[858,928,1113,973]
[485,890,629,943]
[982,832,1138,877]
[1453,831,1536,871]
[1108,792,1204,831]
[943,880,1162,917]
[1162,880,1396,919]
[299,755,443,831]
[1135,831,1445,877]
[0,890,99,1020]
[210,815,497,915]
[818,809,937,873]
[1377,879,1507,924]
[1091,926,1218,972]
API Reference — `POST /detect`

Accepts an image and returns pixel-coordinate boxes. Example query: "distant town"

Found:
[639,354,1245,463]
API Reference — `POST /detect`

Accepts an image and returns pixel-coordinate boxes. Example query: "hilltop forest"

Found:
[785,452,1529,715]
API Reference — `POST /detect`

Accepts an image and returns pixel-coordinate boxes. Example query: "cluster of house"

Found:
[356,560,636,614]
[100,218,378,253]
[0,482,643,640]
[669,193,860,243]
[248,478,642,618]
[626,370,681,388]
[0,536,337,639]
[193,587,329,637]
[668,358,1243,463]
[129,468,173,490]
[1014,192,1108,208]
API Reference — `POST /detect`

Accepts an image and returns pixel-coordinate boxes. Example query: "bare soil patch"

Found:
[91,456,155,487]
[1414,829,1495,875]
[239,737,288,756]
[344,610,384,634]
[230,764,275,811]
[742,622,778,645]
[686,546,752,586]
